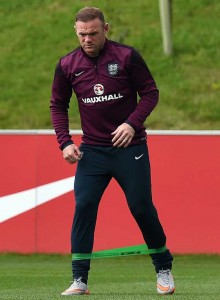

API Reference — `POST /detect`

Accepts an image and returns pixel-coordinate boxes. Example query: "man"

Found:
[50,6,175,296]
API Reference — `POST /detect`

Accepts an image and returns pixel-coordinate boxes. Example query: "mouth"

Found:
[85,46,93,50]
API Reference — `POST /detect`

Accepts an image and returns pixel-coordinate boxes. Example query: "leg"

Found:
[112,143,173,270]
[71,146,111,283]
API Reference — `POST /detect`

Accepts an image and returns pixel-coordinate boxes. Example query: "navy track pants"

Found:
[71,143,172,280]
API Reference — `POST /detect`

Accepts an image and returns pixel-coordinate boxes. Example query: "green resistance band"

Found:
[72,244,167,260]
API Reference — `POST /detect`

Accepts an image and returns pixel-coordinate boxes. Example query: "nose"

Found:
[85,35,92,42]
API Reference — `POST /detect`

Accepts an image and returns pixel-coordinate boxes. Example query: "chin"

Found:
[85,50,98,57]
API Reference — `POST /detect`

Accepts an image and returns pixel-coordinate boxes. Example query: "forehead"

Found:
[75,18,103,33]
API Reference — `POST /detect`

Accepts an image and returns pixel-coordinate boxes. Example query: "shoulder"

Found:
[56,47,83,76]
[106,40,138,66]
[107,39,134,53]
[107,40,143,62]
[60,46,81,65]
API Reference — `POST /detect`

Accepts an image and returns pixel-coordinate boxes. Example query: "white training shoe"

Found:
[61,277,90,296]
[157,269,175,295]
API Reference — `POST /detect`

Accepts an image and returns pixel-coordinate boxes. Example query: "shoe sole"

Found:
[61,289,90,296]
[157,287,175,295]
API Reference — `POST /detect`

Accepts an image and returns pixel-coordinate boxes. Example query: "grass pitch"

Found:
[0,254,219,299]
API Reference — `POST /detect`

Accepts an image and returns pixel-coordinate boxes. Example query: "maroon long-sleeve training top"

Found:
[50,39,159,149]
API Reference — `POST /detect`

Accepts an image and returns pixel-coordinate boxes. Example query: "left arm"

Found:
[111,48,159,147]
[125,48,159,131]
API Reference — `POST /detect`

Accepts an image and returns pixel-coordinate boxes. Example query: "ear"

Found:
[104,23,109,33]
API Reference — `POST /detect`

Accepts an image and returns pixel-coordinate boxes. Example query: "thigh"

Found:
[74,145,112,205]
[113,143,152,204]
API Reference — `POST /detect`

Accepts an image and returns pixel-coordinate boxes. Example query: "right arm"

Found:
[50,61,82,164]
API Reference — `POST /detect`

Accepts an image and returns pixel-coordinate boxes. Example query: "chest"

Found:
[69,57,131,98]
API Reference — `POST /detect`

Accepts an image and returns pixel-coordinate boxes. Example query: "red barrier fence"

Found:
[0,130,219,254]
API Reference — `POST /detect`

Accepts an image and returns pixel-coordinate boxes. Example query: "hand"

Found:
[111,123,135,148]
[63,144,83,164]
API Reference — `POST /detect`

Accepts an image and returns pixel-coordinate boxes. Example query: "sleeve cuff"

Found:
[60,140,74,151]
[124,120,137,132]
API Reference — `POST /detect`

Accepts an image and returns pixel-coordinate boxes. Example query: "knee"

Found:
[74,195,99,218]
[75,198,94,211]
[129,203,158,221]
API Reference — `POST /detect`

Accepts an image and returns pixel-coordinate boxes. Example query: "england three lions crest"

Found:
[108,63,119,76]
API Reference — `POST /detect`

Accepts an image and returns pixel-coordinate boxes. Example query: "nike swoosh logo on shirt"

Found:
[75,71,85,77]
[135,154,144,160]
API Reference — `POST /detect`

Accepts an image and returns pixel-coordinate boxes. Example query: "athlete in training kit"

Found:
[50,6,175,296]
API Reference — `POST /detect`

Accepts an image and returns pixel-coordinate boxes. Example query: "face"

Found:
[75,18,109,57]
